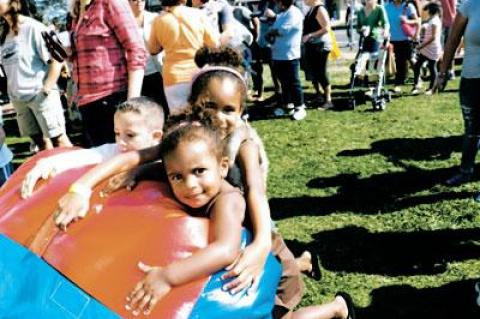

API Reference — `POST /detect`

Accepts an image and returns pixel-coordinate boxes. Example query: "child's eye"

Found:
[222,106,236,114]
[127,133,136,139]
[193,168,206,175]
[114,132,120,137]
[169,174,182,182]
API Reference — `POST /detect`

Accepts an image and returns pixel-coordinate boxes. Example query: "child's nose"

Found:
[184,176,198,189]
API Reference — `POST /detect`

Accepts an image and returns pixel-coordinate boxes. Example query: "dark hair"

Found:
[0,0,31,45]
[161,122,225,162]
[189,46,247,109]
[161,0,183,7]
[423,2,441,17]
[116,97,166,130]
[165,102,221,135]
[276,0,294,8]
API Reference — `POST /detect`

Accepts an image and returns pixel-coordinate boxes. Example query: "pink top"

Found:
[440,0,457,28]
[420,16,442,61]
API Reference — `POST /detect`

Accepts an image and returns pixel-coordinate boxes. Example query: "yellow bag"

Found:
[328,29,341,60]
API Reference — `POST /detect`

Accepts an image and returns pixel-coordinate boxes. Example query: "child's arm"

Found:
[126,192,245,316]
[417,23,438,50]
[54,146,161,229]
[221,141,272,294]
[21,144,118,198]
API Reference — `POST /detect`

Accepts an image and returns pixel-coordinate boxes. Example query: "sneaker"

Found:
[318,101,334,110]
[445,171,472,186]
[286,103,295,115]
[424,90,433,96]
[411,88,421,95]
[393,86,402,93]
[448,70,456,80]
[29,141,39,154]
[292,107,307,120]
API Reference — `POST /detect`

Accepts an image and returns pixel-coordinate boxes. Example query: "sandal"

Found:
[336,292,356,319]
[307,251,322,281]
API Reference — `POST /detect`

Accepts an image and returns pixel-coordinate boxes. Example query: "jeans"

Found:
[459,78,480,173]
[273,59,304,107]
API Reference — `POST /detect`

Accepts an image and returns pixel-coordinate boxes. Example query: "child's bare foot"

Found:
[335,292,356,319]
[296,251,322,280]
[296,251,312,273]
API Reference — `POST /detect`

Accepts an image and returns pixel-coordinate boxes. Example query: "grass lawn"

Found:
[3,56,480,318]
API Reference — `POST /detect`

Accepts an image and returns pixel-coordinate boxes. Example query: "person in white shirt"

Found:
[21,97,164,199]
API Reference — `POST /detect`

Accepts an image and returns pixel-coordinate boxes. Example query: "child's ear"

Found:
[219,156,229,178]
[152,130,163,143]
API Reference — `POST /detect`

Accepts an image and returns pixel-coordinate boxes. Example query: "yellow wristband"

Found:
[68,183,92,199]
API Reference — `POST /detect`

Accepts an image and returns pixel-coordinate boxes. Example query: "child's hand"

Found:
[221,242,269,294]
[101,170,137,196]
[54,189,91,230]
[126,262,172,316]
[21,159,57,199]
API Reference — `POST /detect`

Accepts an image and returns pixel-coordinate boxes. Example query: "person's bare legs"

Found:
[292,295,349,319]
[31,134,53,151]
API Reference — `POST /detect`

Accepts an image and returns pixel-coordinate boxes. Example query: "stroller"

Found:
[348,35,391,111]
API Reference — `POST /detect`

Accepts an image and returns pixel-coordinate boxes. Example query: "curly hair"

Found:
[189,46,247,109]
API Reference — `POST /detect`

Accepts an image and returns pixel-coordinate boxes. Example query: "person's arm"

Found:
[0,126,5,146]
[54,145,162,229]
[440,13,467,74]
[21,145,117,199]
[42,59,62,94]
[436,12,467,91]
[221,140,272,293]
[401,3,419,26]
[275,10,302,37]
[106,0,146,98]
[148,15,164,55]
[380,6,390,37]
[126,192,245,316]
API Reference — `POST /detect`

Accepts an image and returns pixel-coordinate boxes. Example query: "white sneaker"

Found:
[286,103,295,115]
[424,89,433,96]
[292,107,307,121]
[411,88,421,95]
[393,86,402,93]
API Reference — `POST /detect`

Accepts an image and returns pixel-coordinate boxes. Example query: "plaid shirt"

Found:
[71,0,146,106]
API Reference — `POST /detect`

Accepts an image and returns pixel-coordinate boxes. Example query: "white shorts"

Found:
[12,90,66,138]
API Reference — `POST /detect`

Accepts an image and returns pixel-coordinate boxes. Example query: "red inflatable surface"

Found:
[0,149,211,318]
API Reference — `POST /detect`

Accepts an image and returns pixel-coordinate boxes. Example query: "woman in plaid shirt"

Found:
[69,0,147,147]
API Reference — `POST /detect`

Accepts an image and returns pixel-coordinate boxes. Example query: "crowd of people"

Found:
[0,0,479,317]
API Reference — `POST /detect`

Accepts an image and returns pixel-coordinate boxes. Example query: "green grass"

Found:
[4,58,480,318]
[248,58,480,318]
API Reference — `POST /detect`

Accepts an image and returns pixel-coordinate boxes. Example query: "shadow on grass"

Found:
[270,135,470,218]
[285,226,480,276]
[356,279,480,319]
[337,135,463,162]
